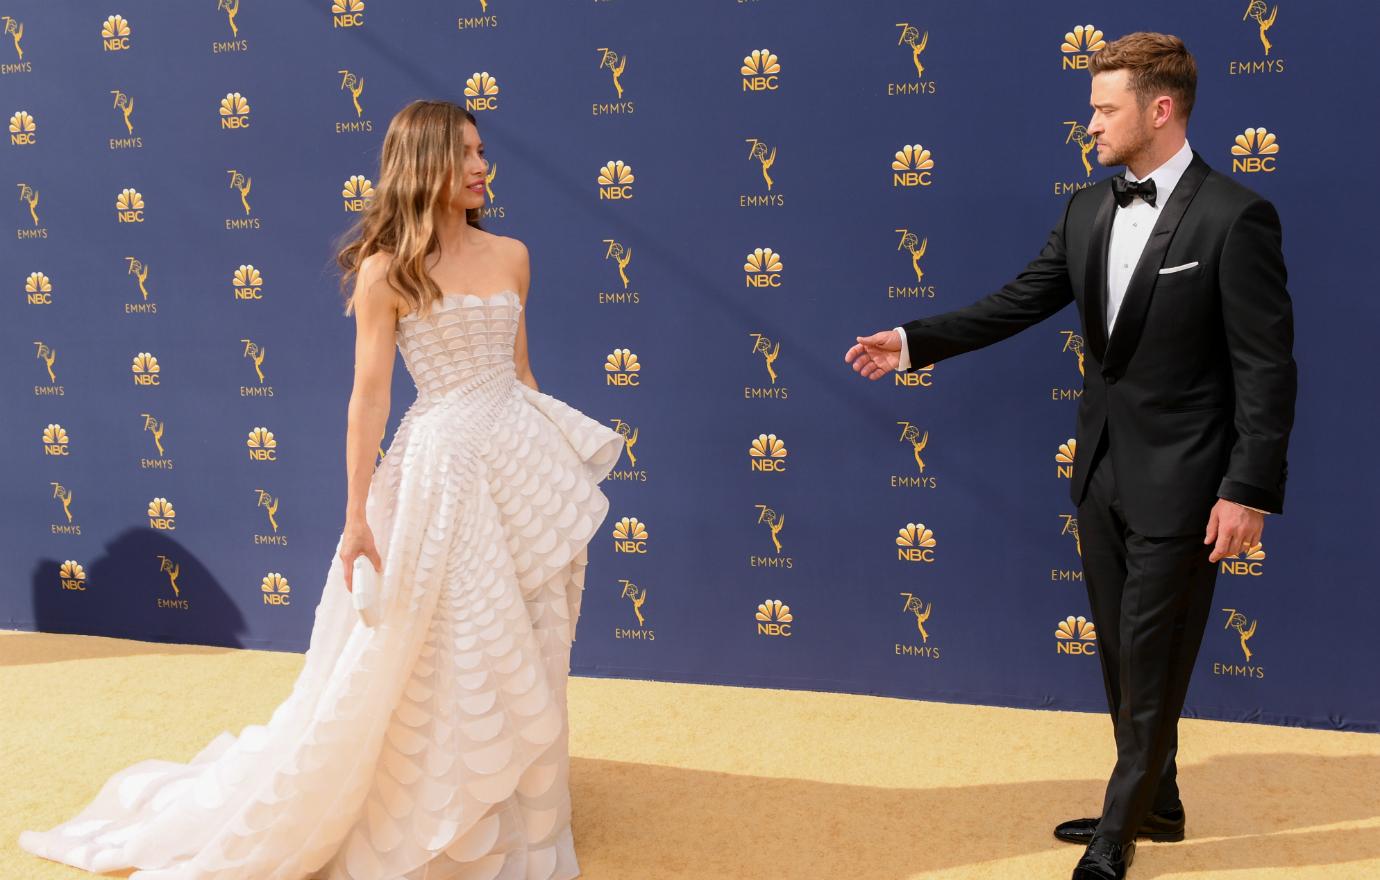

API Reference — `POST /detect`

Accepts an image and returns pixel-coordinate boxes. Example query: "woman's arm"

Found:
[344,253,398,528]
[509,238,538,392]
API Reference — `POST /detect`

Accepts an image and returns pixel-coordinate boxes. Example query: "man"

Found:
[845,32,1296,880]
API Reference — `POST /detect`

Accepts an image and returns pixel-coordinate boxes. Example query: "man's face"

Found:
[1086,70,1153,168]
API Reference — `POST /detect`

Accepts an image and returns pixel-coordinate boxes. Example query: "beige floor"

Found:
[3,630,1378,879]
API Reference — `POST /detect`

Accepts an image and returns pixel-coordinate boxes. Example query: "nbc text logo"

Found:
[613,516,648,554]
[9,110,34,145]
[605,348,641,386]
[331,0,364,28]
[102,15,132,51]
[116,188,145,223]
[1231,127,1278,173]
[148,496,176,530]
[234,265,264,300]
[343,174,374,211]
[1056,439,1076,479]
[247,426,277,461]
[749,433,787,472]
[219,92,251,129]
[1060,24,1105,70]
[261,572,291,605]
[745,247,782,288]
[464,71,499,112]
[132,352,161,386]
[1056,615,1098,655]
[59,560,86,591]
[756,599,792,637]
[741,49,780,92]
[892,144,934,187]
[1222,542,1267,577]
[896,523,936,563]
[25,271,51,304]
[42,423,69,456]
[598,160,634,200]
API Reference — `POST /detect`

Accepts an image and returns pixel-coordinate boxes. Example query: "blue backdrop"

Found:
[3,0,1376,733]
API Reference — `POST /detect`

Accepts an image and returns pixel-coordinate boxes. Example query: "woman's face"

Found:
[451,120,488,212]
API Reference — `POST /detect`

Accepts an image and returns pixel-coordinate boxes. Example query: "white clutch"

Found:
[351,556,383,628]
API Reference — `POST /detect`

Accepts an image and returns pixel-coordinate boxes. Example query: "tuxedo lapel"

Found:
[1101,153,1211,376]
[1082,185,1116,364]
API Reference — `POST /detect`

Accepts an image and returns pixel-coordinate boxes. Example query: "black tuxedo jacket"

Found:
[901,152,1297,536]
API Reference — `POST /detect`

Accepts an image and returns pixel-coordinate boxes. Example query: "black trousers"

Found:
[1078,430,1220,845]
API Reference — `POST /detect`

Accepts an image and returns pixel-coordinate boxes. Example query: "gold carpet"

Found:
[4,630,1378,879]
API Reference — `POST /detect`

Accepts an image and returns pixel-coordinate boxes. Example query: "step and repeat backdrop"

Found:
[3,1,1375,732]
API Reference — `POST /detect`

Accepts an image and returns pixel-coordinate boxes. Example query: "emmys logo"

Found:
[890,23,936,96]
[598,160,634,200]
[747,332,784,393]
[140,412,171,468]
[1064,121,1097,179]
[116,187,145,223]
[131,352,161,386]
[598,239,637,304]
[247,426,277,461]
[261,572,291,606]
[59,560,86,591]
[124,256,152,300]
[25,271,51,305]
[1231,127,1279,173]
[1053,330,1085,401]
[756,599,793,637]
[336,70,372,132]
[50,482,77,532]
[457,0,498,31]
[896,523,937,563]
[892,144,935,188]
[155,556,188,609]
[42,423,69,456]
[891,422,936,489]
[607,418,646,481]
[740,138,782,208]
[1060,514,1081,556]
[741,49,780,92]
[605,348,641,387]
[749,433,788,473]
[148,497,176,530]
[1231,2,1284,74]
[1060,24,1106,70]
[1056,615,1098,655]
[745,247,783,288]
[241,339,271,396]
[33,340,61,394]
[594,49,634,116]
[254,488,286,543]
[102,15,131,51]
[9,110,34,145]
[331,0,364,28]
[1244,1,1278,55]
[615,579,653,640]
[1,15,30,74]
[464,72,499,112]
[1215,608,1263,678]
[225,169,258,228]
[233,265,264,300]
[891,228,935,298]
[751,504,791,567]
[214,0,248,53]
[110,90,140,149]
[219,92,251,129]
[17,182,42,228]
[1222,542,1267,577]
[746,138,776,191]
[479,163,501,220]
[1056,439,1076,479]
[613,516,649,554]
[901,593,933,642]
[342,174,374,212]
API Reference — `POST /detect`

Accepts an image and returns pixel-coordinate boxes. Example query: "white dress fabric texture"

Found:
[19,290,625,880]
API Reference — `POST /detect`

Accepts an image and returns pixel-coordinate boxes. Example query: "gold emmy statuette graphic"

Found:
[896,229,928,283]
[242,339,266,383]
[1061,330,1086,377]
[18,183,40,225]
[609,418,638,467]
[756,505,785,554]
[750,333,781,385]
[741,49,781,91]
[896,24,928,79]
[126,257,151,300]
[3,15,23,59]
[620,580,647,626]
[898,423,929,474]
[1064,122,1097,177]
[50,482,74,523]
[226,169,252,215]
[603,240,632,288]
[1056,616,1098,655]
[111,90,135,134]
[34,341,57,382]
[483,163,497,201]
[900,592,933,643]
[598,161,634,200]
[744,247,783,287]
[255,488,280,532]
[597,48,627,98]
[1060,514,1081,557]
[1060,24,1106,69]
[219,0,241,38]
[158,554,181,596]
[142,413,166,456]
[339,69,365,116]
[1223,608,1258,662]
[1243,1,1278,56]
[746,139,776,191]
[755,599,793,636]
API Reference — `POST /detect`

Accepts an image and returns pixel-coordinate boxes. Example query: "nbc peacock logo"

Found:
[247,426,277,461]
[331,0,364,28]
[617,579,652,640]
[101,15,131,51]
[25,271,52,305]
[744,247,783,288]
[1060,24,1106,70]
[233,264,264,300]
[1222,541,1267,577]
[59,560,86,591]
[116,187,145,223]
[598,160,634,200]
[741,49,780,92]
[260,571,291,606]
[42,423,69,456]
[892,144,934,188]
[896,522,937,563]
[464,72,499,112]
[756,599,793,637]
[613,516,648,554]
[749,433,788,473]
[1056,615,1098,655]
[131,352,161,386]
[219,92,251,129]
[1056,438,1076,479]
[147,496,176,530]
[9,110,35,145]
[605,348,641,387]
[342,174,374,212]
[1231,127,1279,173]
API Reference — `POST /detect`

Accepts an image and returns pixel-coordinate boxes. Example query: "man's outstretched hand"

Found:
[845,330,902,380]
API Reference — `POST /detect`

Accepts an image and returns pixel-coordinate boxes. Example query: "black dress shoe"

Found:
[1054,805,1185,844]
[1071,837,1135,880]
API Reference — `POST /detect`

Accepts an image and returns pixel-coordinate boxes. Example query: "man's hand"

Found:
[845,330,902,380]
[1204,499,1265,563]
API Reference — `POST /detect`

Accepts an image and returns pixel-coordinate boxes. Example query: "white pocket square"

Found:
[1159,261,1199,275]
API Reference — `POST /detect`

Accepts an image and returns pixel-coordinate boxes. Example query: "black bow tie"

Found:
[1112,175,1157,208]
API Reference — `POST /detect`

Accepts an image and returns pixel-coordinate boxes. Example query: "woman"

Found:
[18,100,624,879]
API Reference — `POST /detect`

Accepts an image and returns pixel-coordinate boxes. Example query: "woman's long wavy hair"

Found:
[336,100,483,318]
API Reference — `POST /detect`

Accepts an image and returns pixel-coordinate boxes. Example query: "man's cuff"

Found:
[1220,497,1271,516]
[893,326,910,371]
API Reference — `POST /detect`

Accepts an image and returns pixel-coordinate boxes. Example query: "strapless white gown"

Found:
[18,290,625,880]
